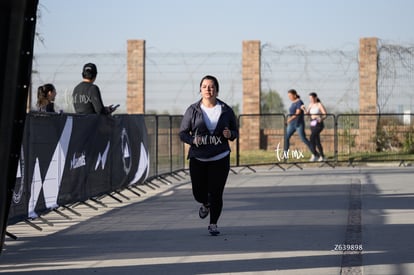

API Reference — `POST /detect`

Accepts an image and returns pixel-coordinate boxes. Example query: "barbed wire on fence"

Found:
[378,40,414,113]
[145,50,242,114]
[31,41,414,115]
[261,43,360,113]
[31,52,127,113]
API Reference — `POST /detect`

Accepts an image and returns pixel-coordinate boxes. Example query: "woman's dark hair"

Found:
[287,89,300,98]
[309,92,321,102]
[37,83,55,108]
[200,75,219,92]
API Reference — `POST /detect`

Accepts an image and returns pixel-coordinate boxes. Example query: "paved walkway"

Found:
[1,164,414,274]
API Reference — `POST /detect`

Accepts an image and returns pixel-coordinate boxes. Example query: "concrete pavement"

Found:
[1,164,414,274]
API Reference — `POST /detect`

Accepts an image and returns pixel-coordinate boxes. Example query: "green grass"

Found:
[233,150,414,166]
[165,150,414,170]
[336,151,414,162]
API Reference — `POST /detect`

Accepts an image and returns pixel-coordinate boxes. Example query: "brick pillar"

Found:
[127,40,145,114]
[241,40,261,151]
[358,37,378,151]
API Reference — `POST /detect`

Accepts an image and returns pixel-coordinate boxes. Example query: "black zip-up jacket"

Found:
[179,99,239,159]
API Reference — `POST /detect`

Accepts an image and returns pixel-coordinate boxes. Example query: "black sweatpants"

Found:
[310,121,325,157]
[189,154,230,225]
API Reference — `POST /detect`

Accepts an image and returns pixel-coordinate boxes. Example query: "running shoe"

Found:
[199,204,209,219]
[208,224,220,236]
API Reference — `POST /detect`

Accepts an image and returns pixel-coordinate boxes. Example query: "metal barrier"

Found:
[144,115,186,184]
[6,112,412,240]
[149,113,413,172]
[337,113,414,166]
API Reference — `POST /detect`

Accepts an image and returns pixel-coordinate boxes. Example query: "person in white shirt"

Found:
[304,92,327,161]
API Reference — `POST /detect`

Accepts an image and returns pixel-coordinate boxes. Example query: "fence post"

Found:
[241,41,261,151]
[127,40,145,114]
[359,38,378,151]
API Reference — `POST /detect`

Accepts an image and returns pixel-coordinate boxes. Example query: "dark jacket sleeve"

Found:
[179,106,195,145]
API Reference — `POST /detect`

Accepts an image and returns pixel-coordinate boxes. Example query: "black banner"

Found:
[8,113,149,225]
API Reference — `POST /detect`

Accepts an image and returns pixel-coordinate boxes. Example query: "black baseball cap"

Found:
[82,63,97,77]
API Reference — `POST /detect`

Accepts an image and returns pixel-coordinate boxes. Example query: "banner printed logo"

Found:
[28,117,72,218]
[95,141,110,170]
[13,146,25,204]
[129,142,149,185]
[121,128,131,175]
[70,152,86,170]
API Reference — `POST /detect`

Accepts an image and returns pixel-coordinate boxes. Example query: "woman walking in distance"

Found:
[284,89,316,159]
[304,92,327,161]
[179,75,238,236]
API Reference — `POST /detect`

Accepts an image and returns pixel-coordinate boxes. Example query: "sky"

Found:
[35,0,414,54]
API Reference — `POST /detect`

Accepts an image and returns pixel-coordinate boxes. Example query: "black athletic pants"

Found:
[189,154,230,225]
[310,121,325,157]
